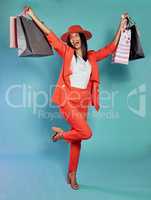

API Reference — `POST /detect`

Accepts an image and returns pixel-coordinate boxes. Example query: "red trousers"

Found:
[59,86,92,173]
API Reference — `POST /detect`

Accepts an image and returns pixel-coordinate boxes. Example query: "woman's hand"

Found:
[23,6,52,35]
[119,12,129,32]
[112,12,129,47]
[23,6,35,18]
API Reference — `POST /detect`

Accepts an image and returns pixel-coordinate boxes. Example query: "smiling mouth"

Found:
[74,41,79,46]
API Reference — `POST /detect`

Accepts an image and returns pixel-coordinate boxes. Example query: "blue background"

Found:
[0,0,151,199]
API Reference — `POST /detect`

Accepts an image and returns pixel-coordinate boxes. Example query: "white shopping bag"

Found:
[112,29,131,65]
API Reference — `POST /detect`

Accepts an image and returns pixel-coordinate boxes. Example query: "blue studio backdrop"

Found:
[0,0,151,199]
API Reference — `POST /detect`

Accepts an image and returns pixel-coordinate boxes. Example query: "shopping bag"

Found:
[10,16,18,48]
[112,29,131,65]
[16,15,53,57]
[127,17,145,60]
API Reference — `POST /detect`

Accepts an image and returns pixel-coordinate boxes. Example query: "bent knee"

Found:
[83,128,92,140]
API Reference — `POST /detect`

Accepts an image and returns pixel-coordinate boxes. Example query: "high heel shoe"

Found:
[67,171,80,190]
[51,126,64,142]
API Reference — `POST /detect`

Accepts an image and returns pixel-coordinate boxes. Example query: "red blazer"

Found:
[46,31,117,111]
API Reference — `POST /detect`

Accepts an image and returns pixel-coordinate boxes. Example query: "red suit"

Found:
[46,31,116,173]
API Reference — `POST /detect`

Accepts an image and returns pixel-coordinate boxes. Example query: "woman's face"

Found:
[69,32,81,49]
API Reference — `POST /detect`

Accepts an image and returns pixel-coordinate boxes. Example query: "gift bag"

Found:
[16,15,53,57]
[127,17,145,60]
[112,29,131,65]
[10,16,18,48]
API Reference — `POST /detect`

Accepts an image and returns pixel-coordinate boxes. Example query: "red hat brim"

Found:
[61,30,92,42]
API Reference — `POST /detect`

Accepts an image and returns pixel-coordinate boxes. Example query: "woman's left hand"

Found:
[119,12,129,32]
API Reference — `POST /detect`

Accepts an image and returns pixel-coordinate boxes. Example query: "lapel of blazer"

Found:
[63,46,74,88]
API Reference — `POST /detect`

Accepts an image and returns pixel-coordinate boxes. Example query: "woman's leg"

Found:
[59,104,92,143]
[68,140,81,173]
[60,102,88,173]
[58,90,90,189]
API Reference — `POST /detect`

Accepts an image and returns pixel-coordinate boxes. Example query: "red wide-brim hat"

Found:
[61,25,92,42]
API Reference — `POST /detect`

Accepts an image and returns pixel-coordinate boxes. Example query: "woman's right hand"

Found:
[24,6,35,18]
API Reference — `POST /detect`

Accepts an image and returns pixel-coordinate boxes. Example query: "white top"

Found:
[69,54,92,89]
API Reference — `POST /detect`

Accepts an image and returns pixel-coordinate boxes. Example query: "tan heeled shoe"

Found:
[67,171,80,190]
[51,126,64,142]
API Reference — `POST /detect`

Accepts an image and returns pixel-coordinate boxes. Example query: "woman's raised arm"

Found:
[94,12,128,62]
[24,6,67,57]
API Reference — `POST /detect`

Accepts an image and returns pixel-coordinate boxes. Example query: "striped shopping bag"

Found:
[112,29,131,65]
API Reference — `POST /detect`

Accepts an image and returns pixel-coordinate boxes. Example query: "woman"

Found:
[25,7,128,190]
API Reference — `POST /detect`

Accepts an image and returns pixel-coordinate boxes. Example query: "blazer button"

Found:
[62,84,65,88]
